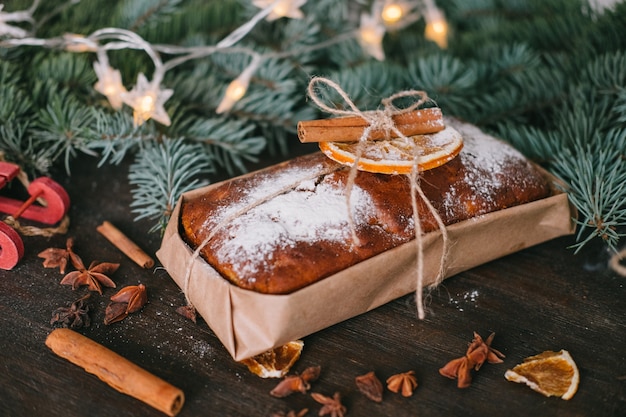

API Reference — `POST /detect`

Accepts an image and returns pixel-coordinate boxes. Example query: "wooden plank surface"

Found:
[1,152,625,417]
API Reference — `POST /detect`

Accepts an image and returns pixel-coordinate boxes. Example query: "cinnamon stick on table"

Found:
[97,221,155,269]
[45,328,184,416]
[297,107,444,143]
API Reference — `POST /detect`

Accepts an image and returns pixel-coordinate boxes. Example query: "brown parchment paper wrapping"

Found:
[157,169,575,361]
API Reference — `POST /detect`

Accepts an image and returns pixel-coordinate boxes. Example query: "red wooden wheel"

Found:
[0,222,24,270]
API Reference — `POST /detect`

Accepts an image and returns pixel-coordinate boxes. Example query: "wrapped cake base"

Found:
[157,172,575,361]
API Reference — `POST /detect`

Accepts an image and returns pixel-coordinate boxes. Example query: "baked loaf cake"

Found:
[180,121,551,294]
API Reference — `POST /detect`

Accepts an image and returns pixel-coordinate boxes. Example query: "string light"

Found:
[358,12,386,61]
[252,0,307,21]
[1,0,450,124]
[381,2,405,25]
[93,55,127,110]
[121,73,173,127]
[423,2,449,49]
[216,55,262,114]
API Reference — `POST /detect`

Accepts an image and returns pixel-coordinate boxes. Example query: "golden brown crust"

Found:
[180,124,551,294]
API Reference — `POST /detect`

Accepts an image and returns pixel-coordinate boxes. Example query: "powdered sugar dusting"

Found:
[205,161,331,229]
[440,119,532,218]
[214,175,374,276]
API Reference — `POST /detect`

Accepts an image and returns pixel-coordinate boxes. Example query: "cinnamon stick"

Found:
[97,221,155,268]
[45,328,184,416]
[297,107,444,143]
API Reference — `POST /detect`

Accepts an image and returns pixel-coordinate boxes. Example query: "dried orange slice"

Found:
[505,350,580,400]
[239,340,304,378]
[319,125,463,175]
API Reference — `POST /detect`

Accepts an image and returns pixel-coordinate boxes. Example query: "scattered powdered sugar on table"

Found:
[214,173,375,276]
[449,289,480,312]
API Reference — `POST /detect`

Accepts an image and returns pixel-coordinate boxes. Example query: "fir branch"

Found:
[494,122,562,164]
[584,50,626,94]
[0,60,22,85]
[86,110,152,166]
[326,61,404,110]
[406,52,478,116]
[32,52,96,94]
[616,88,626,123]
[0,83,32,123]
[0,121,53,175]
[32,93,98,173]
[551,129,626,252]
[117,0,183,32]
[128,138,212,233]
[182,117,266,176]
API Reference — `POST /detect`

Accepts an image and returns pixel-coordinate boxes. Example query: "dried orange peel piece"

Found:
[319,125,463,175]
[239,340,304,378]
[505,349,580,400]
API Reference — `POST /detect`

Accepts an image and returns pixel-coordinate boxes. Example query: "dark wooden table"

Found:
[1,151,625,417]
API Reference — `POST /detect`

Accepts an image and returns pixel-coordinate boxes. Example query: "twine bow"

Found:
[307,76,449,319]
[307,76,432,144]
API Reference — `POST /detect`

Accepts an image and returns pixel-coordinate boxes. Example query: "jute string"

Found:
[307,76,450,319]
[3,214,70,237]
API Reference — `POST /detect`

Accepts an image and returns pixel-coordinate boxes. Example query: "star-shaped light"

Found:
[252,0,307,21]
[93,59,127,110]
[0,5,30,38]
[358,13,386,61]
[120,73,173,126]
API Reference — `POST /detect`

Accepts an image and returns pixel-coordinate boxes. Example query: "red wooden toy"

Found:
[0,162,70,270]
[0,222,25,270]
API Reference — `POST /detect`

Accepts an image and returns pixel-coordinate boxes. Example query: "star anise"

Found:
[104,284,148,325]
[386,370,418,397]
[60,246,118,294]
[311,392,346,417]
[439,332,505,388]
[270,365,321,398]
[38,237,74,274]
[50,293,91,329]
[355,371,383,402]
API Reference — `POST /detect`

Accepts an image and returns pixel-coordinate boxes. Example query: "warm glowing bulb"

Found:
[273,3,288,17]
[425,17,449,49]
[381,4,404,24]
[120,73,173,126]
[102,83,120,96]
[357,13,386,61]
[360,27,380,45]
[431,21,446,34]
[93,60,127,110]
[139,95,155,113]
[216,79,249,114]
[252,0,306,21]
[216,55,262,114]
[227,81,247,101]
